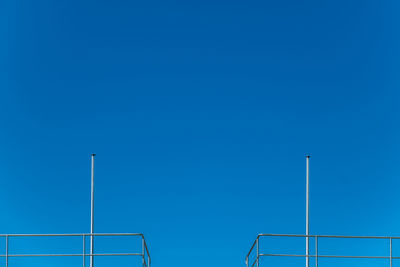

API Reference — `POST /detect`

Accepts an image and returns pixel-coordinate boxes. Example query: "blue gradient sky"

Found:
[1,0,400,266]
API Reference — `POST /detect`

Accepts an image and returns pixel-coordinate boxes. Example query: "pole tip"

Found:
[91,153,96,157]
[306,155,311,158]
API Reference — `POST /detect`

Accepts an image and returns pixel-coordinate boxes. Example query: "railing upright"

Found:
[315,236,318,267]
[142,236,145,267]
[82,234,85,267]
[390,237,392,267]
[256,237,259,267]
[5,235,8,267]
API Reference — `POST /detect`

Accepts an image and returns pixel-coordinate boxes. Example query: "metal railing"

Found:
[0,233,150,267]
[246,234,399,267]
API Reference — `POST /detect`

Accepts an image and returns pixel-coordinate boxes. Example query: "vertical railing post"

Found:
[390,238,392,267]
[5,235,8,267]
[83,235,86,267]
[256,237,259,267]
[315,236,318,267]
[142,237,145,267]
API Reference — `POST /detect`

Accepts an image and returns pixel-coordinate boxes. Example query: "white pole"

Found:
[306,155,310,267]
[90,154,95,267]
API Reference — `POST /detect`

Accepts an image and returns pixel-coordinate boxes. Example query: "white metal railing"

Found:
[0,233,150,267]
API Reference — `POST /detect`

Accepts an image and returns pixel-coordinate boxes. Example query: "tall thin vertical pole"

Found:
[90,154,95,267]
[306,155,310,267]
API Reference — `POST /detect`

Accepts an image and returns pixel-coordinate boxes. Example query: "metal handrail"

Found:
[0,233,143,237]
[258,233,396,239]
[0,233,151,267]
[246,234,395,267]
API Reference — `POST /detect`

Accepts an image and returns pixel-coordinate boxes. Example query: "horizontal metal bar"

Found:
[258,233,395,239]
[0,253,143,257]
[259,253,399,259]
[0,233,143,237]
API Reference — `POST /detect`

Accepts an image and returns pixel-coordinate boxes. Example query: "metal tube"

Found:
[4,252,143,257]
[90,154,95,267]
[6,235,8,267]
[256,238,259,267]
[390,238,392,267]
[257,233,394,239]
[83,235,85,267]
[142,237,145,267]
[315,236,318,267]
[0,233,142,237]
[306,156,310,267]
[258,253,393,259]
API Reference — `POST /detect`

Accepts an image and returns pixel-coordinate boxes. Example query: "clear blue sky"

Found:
[0,0,400,266]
